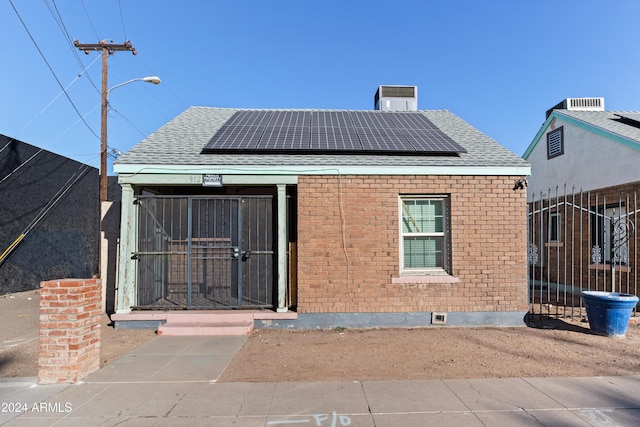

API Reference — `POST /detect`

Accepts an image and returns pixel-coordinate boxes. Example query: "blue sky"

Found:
[2,1,640,174]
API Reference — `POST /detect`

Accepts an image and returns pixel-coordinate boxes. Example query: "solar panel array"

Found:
[202,111,466,154]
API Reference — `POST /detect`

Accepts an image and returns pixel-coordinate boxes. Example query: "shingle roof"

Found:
[115,107,529,169]
[523,109,640,160]
[556,110,640,146]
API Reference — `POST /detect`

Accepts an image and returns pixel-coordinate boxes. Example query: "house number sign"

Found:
[202,174,222,187]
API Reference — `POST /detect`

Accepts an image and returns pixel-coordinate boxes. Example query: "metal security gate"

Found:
[190,198,240,308]
[134,195,274,309]
[527,187,638,322]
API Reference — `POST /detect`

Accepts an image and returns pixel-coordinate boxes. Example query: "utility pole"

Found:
[74,40,137,203]
[75,40,136,282]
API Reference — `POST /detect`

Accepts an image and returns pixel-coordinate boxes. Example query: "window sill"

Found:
[544,242,563,248]
[590,264,632,273]
[392,275,460,284]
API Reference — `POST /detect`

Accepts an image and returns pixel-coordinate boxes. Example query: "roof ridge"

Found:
[186,106,451,113]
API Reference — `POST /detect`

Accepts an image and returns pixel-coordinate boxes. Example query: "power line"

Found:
[114,61,170,118]
[0,163,93,267]
[0,148,43,186]
[0,141,13,155]
[8,0,101,142]
[79,0,100,40]
[137,56,188,112]
[14,55,100,138]
[47,0,101,95]
[118,0,128,40]
[108,106,150,137]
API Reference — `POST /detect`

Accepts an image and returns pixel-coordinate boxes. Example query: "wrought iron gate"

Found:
[134,195,274,309]
[527,187,638,322]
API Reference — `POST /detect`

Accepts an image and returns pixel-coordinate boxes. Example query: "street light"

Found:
[100,76,161,202]
[98,75,160,281]
[107,76,161,100]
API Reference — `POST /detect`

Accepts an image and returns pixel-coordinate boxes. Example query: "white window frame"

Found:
[399,195,450,275]
[548,212,561,243]
[602,206,628,265]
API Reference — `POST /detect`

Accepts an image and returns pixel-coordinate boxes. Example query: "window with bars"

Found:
[591,205,629,265]
[400,196,451,274]
[547,127,564,159]
[548,213,561,242]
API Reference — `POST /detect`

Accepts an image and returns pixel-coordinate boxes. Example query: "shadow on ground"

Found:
[525,313,593,334]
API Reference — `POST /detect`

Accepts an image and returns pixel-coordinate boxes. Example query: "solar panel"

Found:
[402,129,466,153]
[202,110,466,155]
[268,111,311,128]
[311,111,353,128]
[391,113,438,130]
[357,128,409,152]
[260,126,310,150]
[350,111,397,129]
[206,125,264,150]
[225,110,273,127]
[310,126,360,150]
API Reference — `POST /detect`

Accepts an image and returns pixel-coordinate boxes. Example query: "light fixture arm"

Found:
[106,76,161,102]
[100,75,160,203]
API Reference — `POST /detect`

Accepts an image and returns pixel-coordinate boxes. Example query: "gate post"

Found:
[277,184,288,312]
[38,279,102,384]
[116,183,136,313]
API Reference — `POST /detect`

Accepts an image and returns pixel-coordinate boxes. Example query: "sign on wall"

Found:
[202,174,222,187]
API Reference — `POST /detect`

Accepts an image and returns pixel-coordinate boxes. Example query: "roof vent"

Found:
[374,85,418,111]
[545,97,605,119]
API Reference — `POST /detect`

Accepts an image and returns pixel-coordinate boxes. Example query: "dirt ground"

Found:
[0,290,156,378]
[218,319,640,382]
[2,290,640,381]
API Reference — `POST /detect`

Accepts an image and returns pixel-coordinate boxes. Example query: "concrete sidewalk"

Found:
[2,336,640,426]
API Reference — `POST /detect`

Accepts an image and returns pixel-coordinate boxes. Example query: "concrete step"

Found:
[157,320,254,336]
[163,312,255,324]
[111,310,297,331]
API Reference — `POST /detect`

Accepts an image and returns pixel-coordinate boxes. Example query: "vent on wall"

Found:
[545,97,605,119]
[431,312,447,325]
[374,85,418,111]
[547,127,564,159]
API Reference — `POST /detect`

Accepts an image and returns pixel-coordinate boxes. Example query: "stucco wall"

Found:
[296,175,529,314]
[527,117,640,196]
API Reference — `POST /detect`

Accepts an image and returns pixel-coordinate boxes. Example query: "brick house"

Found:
[112,87,531,328]
[524,98,640,306]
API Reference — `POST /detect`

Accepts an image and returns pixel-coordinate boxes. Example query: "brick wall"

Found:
[38,279,102,384]
[296,175,529,314]
[529,181,639,296]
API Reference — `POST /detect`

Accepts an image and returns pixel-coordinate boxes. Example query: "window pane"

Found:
[548,214,560,242]
[404,236,443,268]
[402,199,443,233]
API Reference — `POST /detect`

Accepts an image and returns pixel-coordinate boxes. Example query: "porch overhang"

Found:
[115,165,531,179]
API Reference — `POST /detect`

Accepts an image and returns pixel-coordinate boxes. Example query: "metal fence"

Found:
[527,186,638,323]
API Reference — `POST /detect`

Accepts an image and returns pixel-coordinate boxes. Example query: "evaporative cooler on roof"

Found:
[202,110,466,155]
[374,85,418,112]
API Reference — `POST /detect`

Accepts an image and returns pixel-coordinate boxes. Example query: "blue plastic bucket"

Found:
[581,291,639,337]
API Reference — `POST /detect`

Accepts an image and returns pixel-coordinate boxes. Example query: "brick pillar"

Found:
[38,279,102,384]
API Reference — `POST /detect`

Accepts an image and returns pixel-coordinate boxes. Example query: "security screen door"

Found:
[189,197,240,308]
[135,196,274,309]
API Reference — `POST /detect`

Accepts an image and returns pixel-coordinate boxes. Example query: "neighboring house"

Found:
[523,98,640,304]
[0,135,99,294]
[112,86,531,328]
